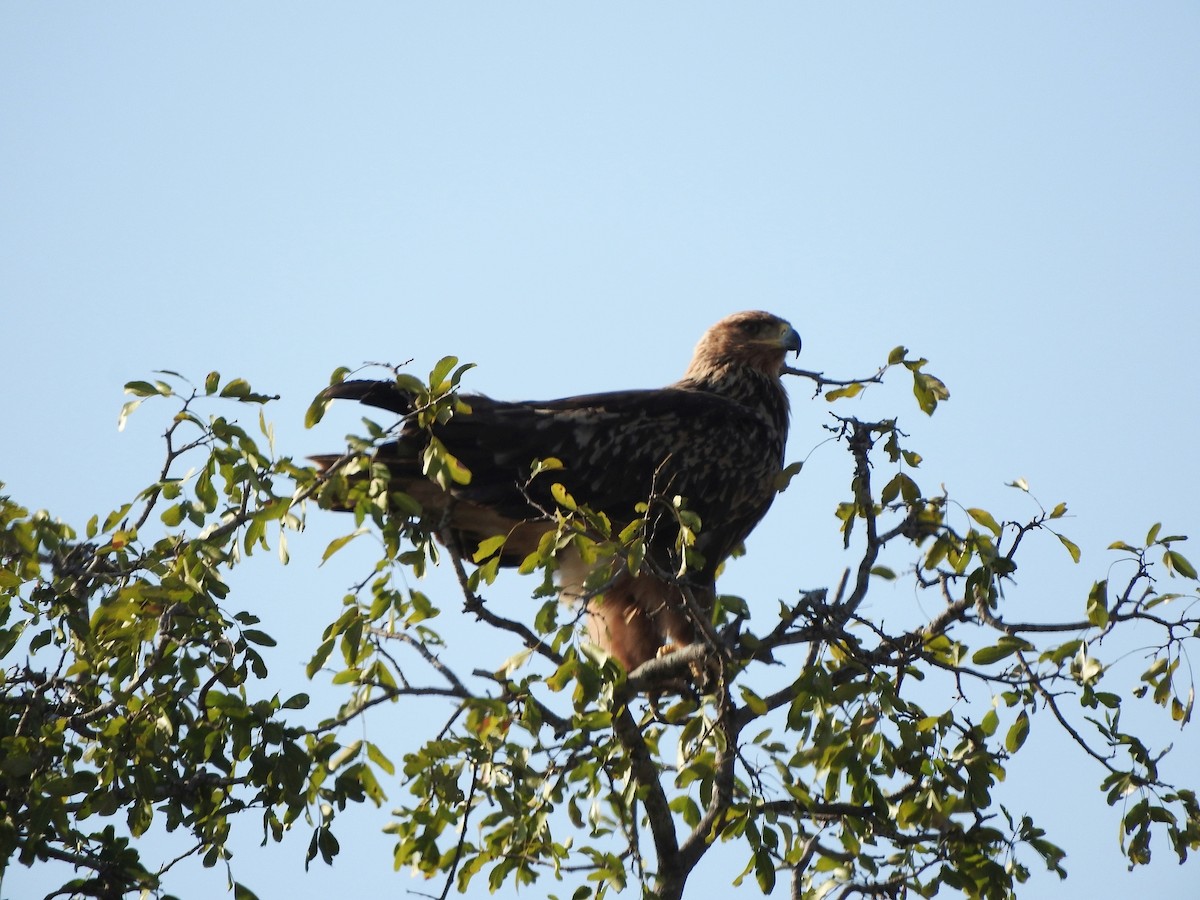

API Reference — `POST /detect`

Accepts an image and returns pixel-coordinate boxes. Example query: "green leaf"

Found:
[1057,532,1081,563]
[305,394,330,428]
[451,361,476,386]
[429,355,459,390]
[967,507,1002,537]
[424,439,472,487]
[774,461,803,492]
[117,398,142,431]
[1141,657,1169,682]
[220,378,252,399]
[882,473,920,505]
[825,382,864,402]
[1172,689,1193,724]
[1087,581,1109,628]
[472,534,507,563]
[317,825,340,864]
[739,686,768,716]
[972,637,1032,665]
[981,709,999,737]
[1146,522,1162,545]
[1166,550,1198,580]
[551,482,577,511]
[888,345,908,365]
[1006,710,1030,753]
[754,845,776,893]
[322,529,364,563]
[923,534,951,570]
[366,741,396,776]
[124,380,165,397]
[529,457,563,478]
[912,370,950,415]
[972,644,1016,666]
[195,465,218,512]
[233,883,261,900]
[306,637,336,678]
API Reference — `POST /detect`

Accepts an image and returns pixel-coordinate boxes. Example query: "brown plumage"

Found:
[314,310,800,672]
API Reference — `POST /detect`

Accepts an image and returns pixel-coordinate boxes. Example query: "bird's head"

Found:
[684,310,801,381]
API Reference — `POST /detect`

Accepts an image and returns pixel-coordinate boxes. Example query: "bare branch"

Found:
[783,365,888,398]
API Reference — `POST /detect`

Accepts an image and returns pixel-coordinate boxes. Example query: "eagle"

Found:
[314,310,800,673]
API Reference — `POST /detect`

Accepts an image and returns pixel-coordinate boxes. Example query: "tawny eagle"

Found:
[315,310,799,672]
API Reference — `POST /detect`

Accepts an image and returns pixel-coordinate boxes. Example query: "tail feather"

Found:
[322,379,414,415]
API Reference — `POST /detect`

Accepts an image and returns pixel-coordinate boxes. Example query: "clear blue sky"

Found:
[2,5,1198,899]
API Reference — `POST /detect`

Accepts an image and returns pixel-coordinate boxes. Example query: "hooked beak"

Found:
[781,324,801,356]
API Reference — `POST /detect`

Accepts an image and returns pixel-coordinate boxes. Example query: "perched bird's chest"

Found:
[642,382,789,566]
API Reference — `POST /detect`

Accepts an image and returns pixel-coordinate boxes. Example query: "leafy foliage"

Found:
[2,357,1198,899]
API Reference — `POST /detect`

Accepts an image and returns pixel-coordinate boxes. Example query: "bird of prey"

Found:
[314,310,800,673]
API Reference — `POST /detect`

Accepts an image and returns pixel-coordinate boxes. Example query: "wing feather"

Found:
[316,311,799,673]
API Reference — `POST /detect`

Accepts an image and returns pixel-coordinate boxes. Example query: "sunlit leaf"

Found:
[551,482,577,511]
[429,355,459,390]
[825,382,864,402]
[322,530,364,563]
[220,378,252,399]
[967,508,1002,537]
[472,534,507,563]
[912,370,950,415]
[1057,533,1081,563]
[117,398,142,431]
[305,394,330,428]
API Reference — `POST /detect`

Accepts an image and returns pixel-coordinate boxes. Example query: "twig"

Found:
[439,525,565,667]
[783,365,888,396]
[436,760,481,900]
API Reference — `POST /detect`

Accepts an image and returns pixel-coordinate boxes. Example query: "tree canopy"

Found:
[2,354,1198,900]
